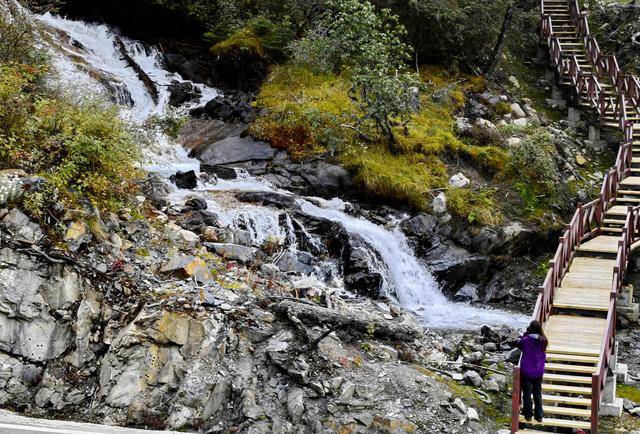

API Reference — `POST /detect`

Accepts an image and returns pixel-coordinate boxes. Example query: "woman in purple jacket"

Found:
[518,320,548,422]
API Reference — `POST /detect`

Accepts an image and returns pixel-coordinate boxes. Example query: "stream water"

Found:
[35,12,529,330]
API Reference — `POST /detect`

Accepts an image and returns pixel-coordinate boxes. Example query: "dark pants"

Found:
[522,377,543,420]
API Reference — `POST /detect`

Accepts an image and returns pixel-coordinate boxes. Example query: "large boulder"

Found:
[197,136,276,167]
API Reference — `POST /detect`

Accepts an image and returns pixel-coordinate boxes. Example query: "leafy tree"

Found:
[290,0,419,152]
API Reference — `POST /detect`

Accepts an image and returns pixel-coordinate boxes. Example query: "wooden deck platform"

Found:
[576,235,620,254]
[544,315,606,357]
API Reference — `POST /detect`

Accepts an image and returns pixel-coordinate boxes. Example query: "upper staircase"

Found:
[511,1,640,433]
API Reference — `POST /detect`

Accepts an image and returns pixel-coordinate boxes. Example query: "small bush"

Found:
[447,187,503,226]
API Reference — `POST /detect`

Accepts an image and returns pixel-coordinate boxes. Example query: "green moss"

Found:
[250,65,358,159]
[447,187,503,226]
[211,27,265,56]
[341,147,447,210]
[494,101,511,116]
[618,384,640,402]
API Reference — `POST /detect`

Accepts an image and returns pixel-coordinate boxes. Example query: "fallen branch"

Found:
[114,37,158,103]
[270,299,421,342]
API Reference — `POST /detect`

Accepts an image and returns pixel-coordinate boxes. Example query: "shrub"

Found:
[0,2,45,66]
[507,129,558,193]
[0,64,141,212]
[290,0,419,151]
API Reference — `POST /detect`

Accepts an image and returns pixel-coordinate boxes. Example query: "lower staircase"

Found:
[511,0,640,433]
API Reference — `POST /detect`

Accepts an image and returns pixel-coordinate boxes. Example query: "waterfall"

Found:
[35,12,528,330]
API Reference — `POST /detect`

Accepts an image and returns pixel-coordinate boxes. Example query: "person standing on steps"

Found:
[518,320,548,423]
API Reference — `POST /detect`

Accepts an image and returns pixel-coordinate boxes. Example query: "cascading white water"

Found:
[36,12,529,329]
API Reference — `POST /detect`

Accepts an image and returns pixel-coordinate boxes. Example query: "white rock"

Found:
[513,118,527,127]
[287,387,305,422]
[506,137,522,147]
[449,173,470,188]
[432,193,447,215]
[455,117,472,135]
[510,103,526,119]
[467,407,480,421]
[508,75,520,88]
[453,397,467,413]
[180,229,200,243]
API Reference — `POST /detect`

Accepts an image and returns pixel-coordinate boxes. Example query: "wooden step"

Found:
[543,405,592,417]
[542,393,592,406]
[606,205,632,216]
[601,227,623,233]
[545,362,596,374]
[542,383,592,395]
[518,416,591,430]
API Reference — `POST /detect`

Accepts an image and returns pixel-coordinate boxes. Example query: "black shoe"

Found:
[535,417,543,423]
[525,417,532,422]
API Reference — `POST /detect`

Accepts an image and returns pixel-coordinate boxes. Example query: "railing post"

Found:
[511,366,521,433]
[591,374,599,434]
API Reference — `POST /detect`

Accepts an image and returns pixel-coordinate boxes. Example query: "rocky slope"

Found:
[0,169,527,433]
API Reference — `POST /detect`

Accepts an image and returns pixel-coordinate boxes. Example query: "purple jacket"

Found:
[518,333,547,379]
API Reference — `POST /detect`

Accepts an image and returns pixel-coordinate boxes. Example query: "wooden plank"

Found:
[606,205,632,216]
[620,176,640,187]
[542,405,591,417]
[542,383,592,395]
[518,416,590,430]
[576,235,620,254]
[545,353,598,364]
[544,373,592,384]
[541,394,591,406]
[545,363,596,374]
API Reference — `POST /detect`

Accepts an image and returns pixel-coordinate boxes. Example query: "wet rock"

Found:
[201,164,239,180]
[168,80,201,107]
[2,209,44,245]
[425,244,489,292]
[275,250,315,274]
[176,210,219,232]
[208,243,259,263]
[454,284,479,303]
[183,197,208,211]
[170,170,198,189]
[342,234,386,298]
[401,213,437,238]
[197,136,276,167]
[236,191,297,210]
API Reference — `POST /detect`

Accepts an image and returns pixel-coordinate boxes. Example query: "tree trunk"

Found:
[485,5,515,76]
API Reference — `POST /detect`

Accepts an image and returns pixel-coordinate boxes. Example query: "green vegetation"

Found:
[618,383,640,402]
[0,6,141,219]
[291,0,419,151]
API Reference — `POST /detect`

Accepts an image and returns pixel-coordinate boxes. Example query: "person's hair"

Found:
[527,320,548,351]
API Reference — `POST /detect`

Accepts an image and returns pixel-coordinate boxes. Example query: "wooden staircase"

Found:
[511,1,640,433]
